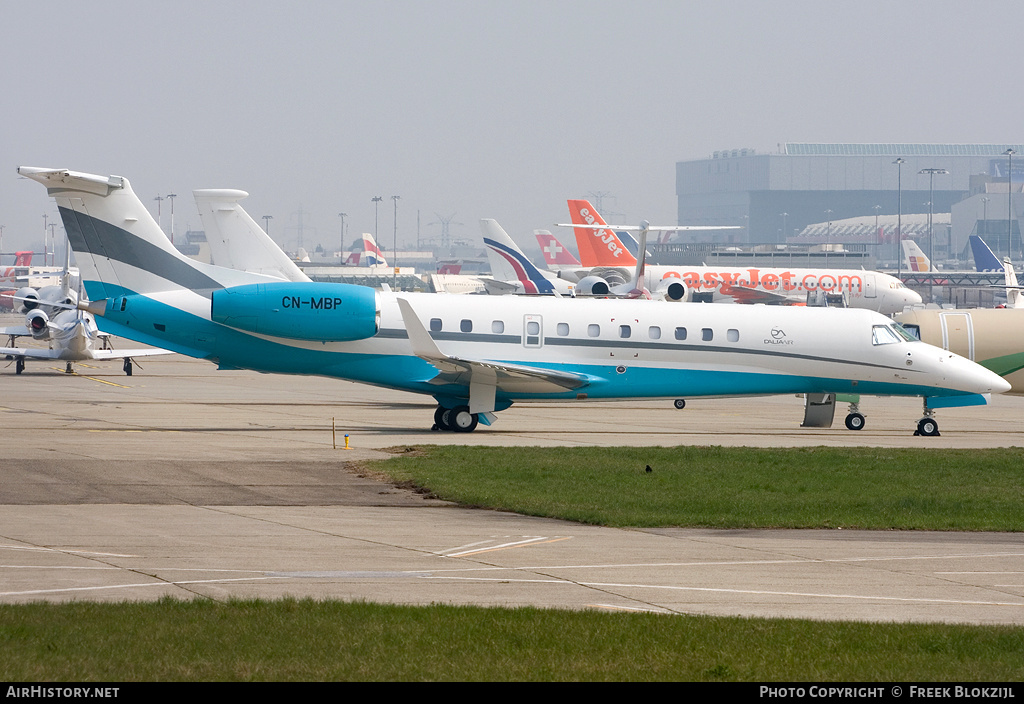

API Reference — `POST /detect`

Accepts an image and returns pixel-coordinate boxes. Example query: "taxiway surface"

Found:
[2,352,1022,624]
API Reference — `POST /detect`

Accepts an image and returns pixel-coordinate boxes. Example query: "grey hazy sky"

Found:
[2,0,1022,257]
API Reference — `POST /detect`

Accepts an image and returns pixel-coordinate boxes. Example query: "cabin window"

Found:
[674,327,687,340]
[557,322,569,336]
[588,324,601,337]
[526,321,540,336]
[492,320,504,334]
[702,328,713,341]
[460,319,472,333]
[871,324,901,345]
[430,318,442,332]
[727,328,739,342]
[619,325,631,338]
[649,326,661,340]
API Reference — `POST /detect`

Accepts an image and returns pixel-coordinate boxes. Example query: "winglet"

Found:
[396,297,444,359]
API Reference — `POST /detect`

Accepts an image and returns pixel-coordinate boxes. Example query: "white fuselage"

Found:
[579,264,920,315]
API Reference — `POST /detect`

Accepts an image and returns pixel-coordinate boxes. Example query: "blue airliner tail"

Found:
[969,235,1004,272]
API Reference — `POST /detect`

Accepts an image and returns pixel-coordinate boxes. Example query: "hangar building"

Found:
[675,143,1024,263]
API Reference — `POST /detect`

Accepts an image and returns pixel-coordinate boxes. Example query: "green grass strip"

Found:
[1,598,1022,681]
[368,446,1024,530]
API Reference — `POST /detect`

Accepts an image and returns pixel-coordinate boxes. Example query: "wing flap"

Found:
[396,298,591,411]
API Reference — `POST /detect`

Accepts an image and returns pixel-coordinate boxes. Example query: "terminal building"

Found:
[674,143,1024,266]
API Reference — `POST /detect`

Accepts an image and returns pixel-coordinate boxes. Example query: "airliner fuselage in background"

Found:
[18,167,1007,437]
[565,200,922,314]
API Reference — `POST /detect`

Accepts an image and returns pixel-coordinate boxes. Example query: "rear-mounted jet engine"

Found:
[211,282,379,341]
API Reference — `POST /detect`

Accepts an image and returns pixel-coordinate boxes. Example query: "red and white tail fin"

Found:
[534,230,580,267]
[352,233,388,267]
[565,199,636,267]
[14,251,33,266]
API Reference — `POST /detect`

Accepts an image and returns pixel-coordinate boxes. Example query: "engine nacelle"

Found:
[211,282,379,342]
[14,287,38,313]
[26,309,50,339]
[655,278,688,302]
[575,275,611,297]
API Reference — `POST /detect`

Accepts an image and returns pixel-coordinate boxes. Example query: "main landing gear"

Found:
[432,404,479,433]
[914,408,940,437]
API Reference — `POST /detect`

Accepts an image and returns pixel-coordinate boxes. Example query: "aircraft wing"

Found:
[0,325,30,337]
[1,346,173,361]
[0,346,60,360]
[396,298,591,413]
[479,278,522,295]
[721,285,799,305]
[87,348,175,360]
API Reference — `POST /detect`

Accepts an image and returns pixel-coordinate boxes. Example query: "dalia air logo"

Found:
[765,327,794,345]
[579,207,625,258]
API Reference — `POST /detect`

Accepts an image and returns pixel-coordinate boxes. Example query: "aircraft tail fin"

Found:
[194,189,309,282]
[902,239,931,272]
[1002,258,1024,309]
[13,251,33,267]
[565,199,637,268]
[480,219,555,295]
[18,167,263,300]
[534,230,581,267]
[969,235,1004,272]
[350,233,388,267]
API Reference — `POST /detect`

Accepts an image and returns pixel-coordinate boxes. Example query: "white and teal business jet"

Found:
[18,167,1009,436]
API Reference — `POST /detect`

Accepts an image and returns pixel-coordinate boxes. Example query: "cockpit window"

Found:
[871,324,901,345]
[900,323,921,341]
[890,323,919,342]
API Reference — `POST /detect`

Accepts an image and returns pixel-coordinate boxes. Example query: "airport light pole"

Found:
[779,212,787,243]
[1006,149,1016,259]
[873,205,881,250]
[919,168,948,303]
[153,195,163,236]
[372,195,383,241]
[166,193,176,245]
[391,195,400,290]
[338,212,347,260]
[262,215,273,235]
[893,158,905,280]
[982,196,990,236]
[825,209,833,266]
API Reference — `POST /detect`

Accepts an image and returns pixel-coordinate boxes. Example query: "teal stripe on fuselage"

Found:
[91,283,972,403]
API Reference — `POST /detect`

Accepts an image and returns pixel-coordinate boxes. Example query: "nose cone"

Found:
[904,288,923,306]
[952,354,1011,395]
[988,371,1013,395]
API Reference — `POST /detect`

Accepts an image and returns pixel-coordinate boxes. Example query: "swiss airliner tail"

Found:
[534,230,580,267]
